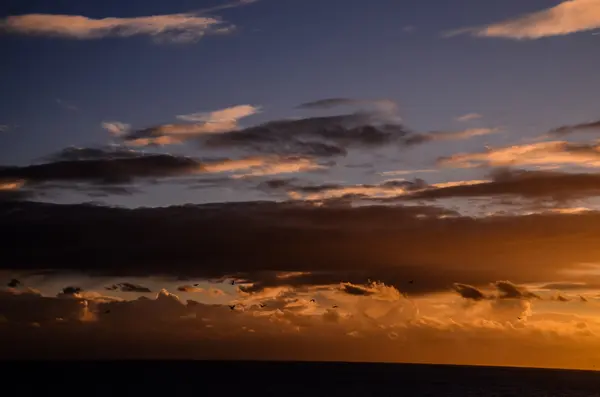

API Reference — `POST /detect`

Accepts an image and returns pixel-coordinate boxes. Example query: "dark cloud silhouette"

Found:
[341,283,376,296]
[550,120,600,135]
[494,281,539,300]
[6,200,600,297]
[0,152,202,185]
[45,146,144,162]
[453,283,487,301]
[541,283,600,291]
[201,113,410,157]
[297,98,365,110]
[60,286,83,296]
[405,169,600,202]
[106,283,152,293]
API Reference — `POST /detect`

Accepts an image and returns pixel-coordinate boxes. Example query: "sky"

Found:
[3,0,600,369]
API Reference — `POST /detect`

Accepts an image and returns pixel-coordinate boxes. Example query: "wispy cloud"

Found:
[0,12,234,43]
[405,128,499,146]
[439,141,600,168]
[56,99,78,111]
[118,104,259,146]
[176,104,260,122]
[446,0,600,40]
[102,121,131,136]
[456,113,482,122]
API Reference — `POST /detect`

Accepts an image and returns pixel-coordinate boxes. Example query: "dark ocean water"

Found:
[3,361,600,396]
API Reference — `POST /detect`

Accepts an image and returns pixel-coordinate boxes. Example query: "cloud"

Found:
[0,148,333,199]
[296,98,398,115]
[0,12,234,43]
[494,281,539,300]
[405,168,600,202]
[203,112,409,157]
[445,0,600,40]
[118,104,260,146]
[204,156,326,178]
[0,150,204,186]
[269,179,428,202]
[102,122,131,136]
[106,283,152,293]
[453,283,487,301]
[0,283,598,370]
[404,128,499,146]
[549,120,600,135]
[438,141,600,169]
[0,125,9,133]
[456,113,482,122]
[6,199,600,299]
[45,146,142,162]
[176,104,260,123]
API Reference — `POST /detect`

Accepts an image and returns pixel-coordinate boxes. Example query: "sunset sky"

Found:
[2,0,600,369]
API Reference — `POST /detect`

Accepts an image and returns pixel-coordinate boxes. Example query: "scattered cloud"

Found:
[438,141,600,169]
[296,98,398,115]
[404,168,600,202]
[0,12,235,43]
[380,169,437,177]
[404,128,499,146]
[446,0,600,40]
[176,104,260,123]
[203,112,409,157]
[119,104,260,146]
[549,119,600,135]
[456,113,482,122]
[106,283,152,293]
[102,122,131,136]
[0,125,10,133]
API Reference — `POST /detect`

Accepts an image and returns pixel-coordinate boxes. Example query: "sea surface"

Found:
[3,361,600,396]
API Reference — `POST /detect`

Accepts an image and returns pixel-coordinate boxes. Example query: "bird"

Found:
[7,279,20,288]
[310,299,316,303]
[230,280,235,285]
[517,317,522,320]
[194,283,200,287]
[259,303,266,308]
[229,305,236,310]
[408,280,414,285]
[104,310,111,314]
[332,305,338,309]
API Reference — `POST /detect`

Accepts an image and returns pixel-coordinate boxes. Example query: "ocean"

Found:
[3,361,600,396]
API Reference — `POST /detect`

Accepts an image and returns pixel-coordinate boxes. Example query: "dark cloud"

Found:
[340,283,376,296]
[5,200,600,296]
[453,283,487,301]
[45,146,144,162]
[405,169,600,202]
[106,283,152,293]
[61,286,83,296]
[550,120,600,135]
[540,283,600,291]
[0,152,202,185]
[494,281,539,300]
[201,113,410,157]
[297,98,364,110]
[7,279,20,288]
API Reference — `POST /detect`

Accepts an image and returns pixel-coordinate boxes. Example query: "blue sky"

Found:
[2,0,600,208]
